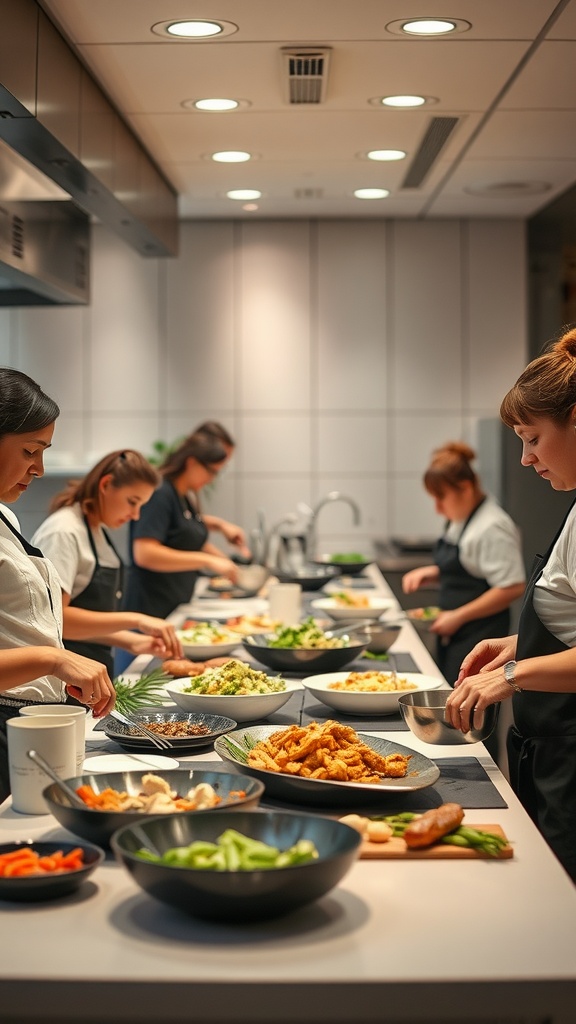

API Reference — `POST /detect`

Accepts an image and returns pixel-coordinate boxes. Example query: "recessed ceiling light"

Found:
[386,18,471,37]
[354,188,390,200]
[227,189,262,200]
[382,95,427,108]
[151,20,238,39]
[211,151,251,163]
[243,203,259,211]
[193,98,240,112]
[366,149,406,162]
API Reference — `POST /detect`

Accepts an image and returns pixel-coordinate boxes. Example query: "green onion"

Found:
[112,668,172,714]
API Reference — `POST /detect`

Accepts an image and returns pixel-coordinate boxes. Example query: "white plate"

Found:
[311,596,397,621]
[300,671,445,716]
[187,598,268,620]
[82,753,179,772]
[175,637,242,660]
[164,677,303,724]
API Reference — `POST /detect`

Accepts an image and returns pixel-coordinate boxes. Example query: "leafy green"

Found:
[113,668,171,714]
[268,616,347,649]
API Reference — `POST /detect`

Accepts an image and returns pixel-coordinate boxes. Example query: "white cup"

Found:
[7,717,76,814]
[268,583,302,624]
[19,705,87,774]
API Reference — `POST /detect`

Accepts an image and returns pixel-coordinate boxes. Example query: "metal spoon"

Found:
[26,749,86,808]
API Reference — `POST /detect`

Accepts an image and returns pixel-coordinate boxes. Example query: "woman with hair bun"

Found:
[32,450,182,676]
[445,324,576,881]
[402,441,525,686]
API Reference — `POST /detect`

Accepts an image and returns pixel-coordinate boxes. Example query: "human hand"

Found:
[430,609,462,638]
[445,666,513,733]
[402,567,434,594]
[210,555,239,584]
[54,650,116,717]
[136,616,182,659]
[455,635,517,686]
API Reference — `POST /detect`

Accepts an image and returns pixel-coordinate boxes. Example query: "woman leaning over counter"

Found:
[31,451,182,678]
[0,367,115,800]
[122,432,246,620]
[446,325,576,882]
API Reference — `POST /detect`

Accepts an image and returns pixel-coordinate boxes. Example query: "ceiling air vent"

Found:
[281,47,332,104]
[401,117,460,188]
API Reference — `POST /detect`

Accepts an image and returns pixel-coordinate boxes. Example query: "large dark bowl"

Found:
[312,554,373,576]
[111,809,361,922]
[275,564,341,590]
[353,622,402,654]
[242,632,368,674]
[43,769,264,849]
[398,689,499,745]
[0,840,104,902]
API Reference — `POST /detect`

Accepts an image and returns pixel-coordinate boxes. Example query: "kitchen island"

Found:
[0,566,574,1024]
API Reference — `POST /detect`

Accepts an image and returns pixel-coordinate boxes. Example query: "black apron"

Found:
[434,498,510,685]
[64,516,124,678]
[507,499,576,882]
[0,510,64,802]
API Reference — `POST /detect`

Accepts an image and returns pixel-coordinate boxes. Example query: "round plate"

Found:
[103,711,237,754]
[311,596,396,621]
[215,724,440,807]
[82,753,179,772]
[300,671,445,716]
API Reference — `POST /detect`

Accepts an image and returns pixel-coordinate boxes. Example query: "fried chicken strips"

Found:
[247,720,411,784]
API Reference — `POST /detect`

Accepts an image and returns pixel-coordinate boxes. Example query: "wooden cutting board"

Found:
[359,824,513,859]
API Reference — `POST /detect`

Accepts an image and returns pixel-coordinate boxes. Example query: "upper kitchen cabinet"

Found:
[0,0,37,116]
[37,9,81,157]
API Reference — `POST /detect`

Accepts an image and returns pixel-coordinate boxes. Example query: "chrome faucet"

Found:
[305,491,361,560]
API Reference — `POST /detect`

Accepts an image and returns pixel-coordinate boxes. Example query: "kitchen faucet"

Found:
[305,491,361,560]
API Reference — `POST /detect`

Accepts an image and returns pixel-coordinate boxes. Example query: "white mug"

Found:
[19,704,87,774]
[268,582,302,624]
[7,716,76,814]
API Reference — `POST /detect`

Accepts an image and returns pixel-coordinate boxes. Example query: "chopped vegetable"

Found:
[113,668,172,714]
[371,812,510,856]
[0,847,85,877]
[135,828,319,871]
[329,553,366,564]
[269,617,347,649]
[183,659,286,695]
[176,622,238,645]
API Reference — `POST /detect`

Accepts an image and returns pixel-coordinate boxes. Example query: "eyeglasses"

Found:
[203,463,221,479]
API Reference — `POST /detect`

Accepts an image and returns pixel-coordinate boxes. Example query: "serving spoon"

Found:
[26,749,86,808]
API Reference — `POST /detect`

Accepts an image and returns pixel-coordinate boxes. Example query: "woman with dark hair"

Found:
[402,441,525,685]
[190,421,249,555]
[0,367,115,799]
[446,325,576,881]
[123,432,245,619]
[32,450,182,676]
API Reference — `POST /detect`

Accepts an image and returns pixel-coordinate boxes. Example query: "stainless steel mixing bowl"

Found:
[398,689,499,745]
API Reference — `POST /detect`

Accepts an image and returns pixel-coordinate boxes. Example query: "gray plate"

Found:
[103,711,237,754]
[215,724,440,807]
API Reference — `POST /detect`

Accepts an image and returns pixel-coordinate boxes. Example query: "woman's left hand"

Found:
[430,609,463,638]
[136,616,183,658]
[218,519,251,556]
[445,667,512,732]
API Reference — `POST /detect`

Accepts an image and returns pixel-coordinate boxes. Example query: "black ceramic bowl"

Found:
[275,564,341,590]
[111,809,361,922]
[0,840,104,902]
[312,554,372,576]
[353,622,402,654]
[242,632,368,674]
[43,769,264,849]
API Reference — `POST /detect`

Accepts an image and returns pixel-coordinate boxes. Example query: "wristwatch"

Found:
[503,660,522,693]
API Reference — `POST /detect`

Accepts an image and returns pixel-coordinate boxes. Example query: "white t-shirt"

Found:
[0,506,65,702]
[443,495,526,588]
[534,501,576,647]
[32,504,120,600]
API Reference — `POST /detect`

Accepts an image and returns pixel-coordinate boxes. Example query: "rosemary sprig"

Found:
[113,668,172,715]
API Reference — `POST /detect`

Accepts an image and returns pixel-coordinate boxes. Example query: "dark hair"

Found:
[50,449,159,513]
[160,432,228,481]
[0,367,60,438]
[500,325,576,428]
[423,442,480,498]
[193,420,235,449]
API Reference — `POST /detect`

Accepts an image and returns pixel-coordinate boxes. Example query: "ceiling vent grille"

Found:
[294,187,324,199]
[281,47,332,104]
[401,117,460,188]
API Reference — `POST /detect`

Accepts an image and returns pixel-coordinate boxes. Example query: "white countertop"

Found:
[0,566,574,1023]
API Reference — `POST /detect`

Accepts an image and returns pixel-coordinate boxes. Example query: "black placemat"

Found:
[191,757,507,812]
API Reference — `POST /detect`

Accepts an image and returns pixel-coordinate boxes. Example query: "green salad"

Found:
[183,659,286,695]
[176,622,237,645]
[329,552,366,564]
[268,616,347,650]
[136,828,319,871]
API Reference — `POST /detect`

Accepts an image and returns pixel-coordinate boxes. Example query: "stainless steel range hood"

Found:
[0,137,90,305]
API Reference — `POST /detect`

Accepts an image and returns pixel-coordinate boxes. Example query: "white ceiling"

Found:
[39,0,576,221]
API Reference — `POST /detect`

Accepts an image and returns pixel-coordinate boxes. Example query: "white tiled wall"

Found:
[0,218,528,552]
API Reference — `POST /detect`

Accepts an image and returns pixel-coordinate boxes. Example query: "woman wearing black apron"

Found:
[123,433,244,621]
[32,450,182,674]
[403,442,525,685]
[0,368,114,799]
[446,325,576,882]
